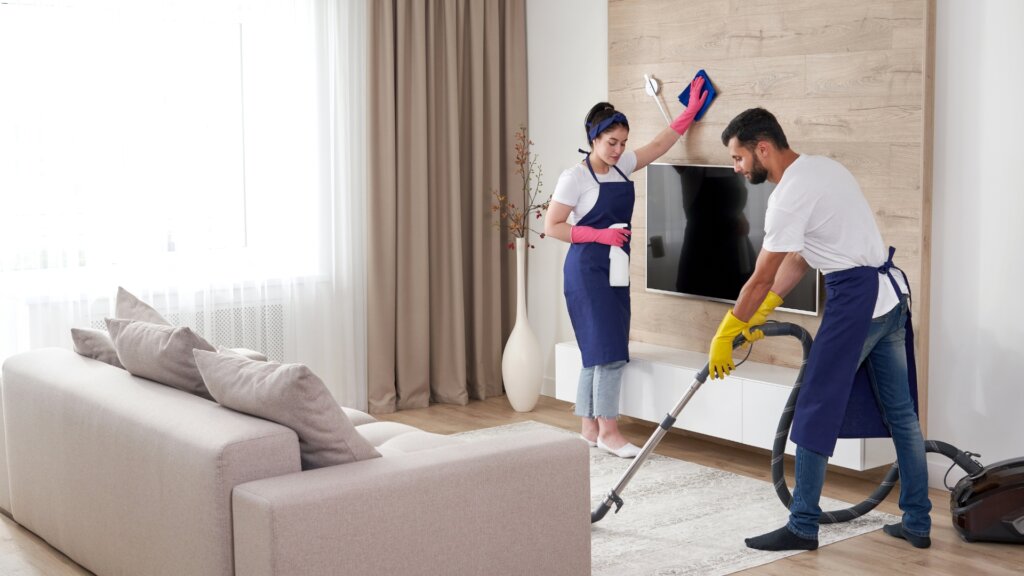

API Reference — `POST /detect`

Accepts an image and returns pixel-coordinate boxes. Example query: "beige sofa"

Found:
[0,348,590,576]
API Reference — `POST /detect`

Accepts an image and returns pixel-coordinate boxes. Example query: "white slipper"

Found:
[597,438,641,458]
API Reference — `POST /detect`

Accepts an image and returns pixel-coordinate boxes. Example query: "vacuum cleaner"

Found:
[590,322,1024,545]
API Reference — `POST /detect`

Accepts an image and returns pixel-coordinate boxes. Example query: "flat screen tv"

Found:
[645,163,820,315]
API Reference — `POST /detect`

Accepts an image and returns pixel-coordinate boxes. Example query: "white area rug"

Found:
[456,421,898,576]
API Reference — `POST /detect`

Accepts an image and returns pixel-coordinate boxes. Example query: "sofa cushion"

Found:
[342,406,377,427]
[106,318,216,400]
[355,421,422,446]
[355,421,463,454]
[115,286,170,325]
[193,350,381,470]
[378,431,463,454]
[70,328,124,369]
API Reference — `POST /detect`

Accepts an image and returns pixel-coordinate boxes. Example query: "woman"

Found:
[545,76,707,457]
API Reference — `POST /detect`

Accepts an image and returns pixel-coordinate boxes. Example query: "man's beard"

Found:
[748,155,769,185]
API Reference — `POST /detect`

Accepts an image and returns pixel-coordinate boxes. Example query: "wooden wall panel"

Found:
[609,0,933,383]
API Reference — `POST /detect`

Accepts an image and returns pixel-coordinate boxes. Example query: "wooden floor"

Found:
[1,395,1021,575]
[381,396,1023,576]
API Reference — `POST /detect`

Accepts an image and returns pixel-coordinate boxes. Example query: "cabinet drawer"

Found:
[741,380,798,455]
[554,343,582,403]
[619,362,743,443]
[741,380,886,470]
[554,341,893,471]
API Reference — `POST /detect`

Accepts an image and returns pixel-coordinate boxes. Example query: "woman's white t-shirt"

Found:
[763,154,907,317]
[551,150,637,223]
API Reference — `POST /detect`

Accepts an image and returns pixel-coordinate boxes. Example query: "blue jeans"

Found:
[574,360,627,419]
[788,297,932,539]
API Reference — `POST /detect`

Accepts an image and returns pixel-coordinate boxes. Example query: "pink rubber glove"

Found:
[571,225,631,247]
[670,75,708,135]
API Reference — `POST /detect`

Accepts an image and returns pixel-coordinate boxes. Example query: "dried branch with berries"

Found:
[491,126,549,249]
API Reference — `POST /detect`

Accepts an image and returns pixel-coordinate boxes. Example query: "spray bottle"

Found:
[609,223,629,287]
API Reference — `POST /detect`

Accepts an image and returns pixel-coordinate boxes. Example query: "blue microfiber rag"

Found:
[677,69,716,122]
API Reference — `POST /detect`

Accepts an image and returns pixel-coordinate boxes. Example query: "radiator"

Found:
[89,303,285,362]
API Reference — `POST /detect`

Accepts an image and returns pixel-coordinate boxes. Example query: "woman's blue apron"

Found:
[790,246,920,456]
[563,154,635,368]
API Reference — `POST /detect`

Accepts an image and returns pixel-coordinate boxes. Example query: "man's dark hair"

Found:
[720,108,789,150]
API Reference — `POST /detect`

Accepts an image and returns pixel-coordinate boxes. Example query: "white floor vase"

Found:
[501,237,542,412]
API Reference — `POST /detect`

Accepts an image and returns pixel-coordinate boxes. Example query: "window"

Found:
[0,0,326,279]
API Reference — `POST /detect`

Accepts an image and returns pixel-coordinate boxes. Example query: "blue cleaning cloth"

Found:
[677,69,716,122]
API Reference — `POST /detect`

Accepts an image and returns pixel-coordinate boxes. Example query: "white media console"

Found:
[554,340,897,471]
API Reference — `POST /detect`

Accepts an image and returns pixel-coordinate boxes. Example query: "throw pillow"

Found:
[70,328,124,369]
[193,349,381,470]
[68,287,168,367]
[115,287,271,360]
[106,318,217,400]
[115,286,170,325]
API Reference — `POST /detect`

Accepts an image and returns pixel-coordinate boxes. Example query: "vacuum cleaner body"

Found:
[951,456,1024,544]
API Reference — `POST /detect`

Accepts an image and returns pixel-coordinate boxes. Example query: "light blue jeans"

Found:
[788,296,932,539]
[574,360,627,419]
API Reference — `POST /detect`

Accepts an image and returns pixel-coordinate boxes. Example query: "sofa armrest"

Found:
[233,429,591,576]
[3,348,302,576]
[0,375,10,517]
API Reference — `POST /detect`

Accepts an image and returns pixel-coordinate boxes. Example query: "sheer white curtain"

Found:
[0,0,369,408]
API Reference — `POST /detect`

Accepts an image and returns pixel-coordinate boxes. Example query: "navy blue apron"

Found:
[790,247,920,456]
[563,153,635,368]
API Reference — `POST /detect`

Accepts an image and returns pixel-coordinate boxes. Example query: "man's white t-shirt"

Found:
[763,154,907,318]
[551,150,637,223]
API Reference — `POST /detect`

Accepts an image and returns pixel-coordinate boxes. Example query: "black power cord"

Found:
[733,320,775,370]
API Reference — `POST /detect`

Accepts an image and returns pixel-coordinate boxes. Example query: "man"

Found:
[708,108,932,551]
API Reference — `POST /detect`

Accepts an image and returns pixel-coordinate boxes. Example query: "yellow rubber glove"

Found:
[742,291,784,344]
[708,310,752,379]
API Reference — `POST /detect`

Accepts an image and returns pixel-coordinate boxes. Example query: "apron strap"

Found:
[579,150,631,184]
[878,245,912,305]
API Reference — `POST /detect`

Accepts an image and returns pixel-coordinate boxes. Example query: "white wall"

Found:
[525,0,607,395]
[929,0,1024,487]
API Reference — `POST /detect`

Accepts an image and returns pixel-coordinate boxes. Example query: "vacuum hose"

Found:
[761,322,985,522]
[587,322,984,525]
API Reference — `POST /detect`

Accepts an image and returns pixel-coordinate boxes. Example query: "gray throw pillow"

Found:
[106,318,216,400]
[68,287,169,367]
[115,286,170,325]
[70,328,124,369]
[193,349,381,470]
[114,287,270,360]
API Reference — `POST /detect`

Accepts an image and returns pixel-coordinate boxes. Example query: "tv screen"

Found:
[645,163,819,315]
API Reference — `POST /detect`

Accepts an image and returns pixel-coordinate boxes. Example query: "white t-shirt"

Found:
[551,150,638,223]
[763,155,907,318]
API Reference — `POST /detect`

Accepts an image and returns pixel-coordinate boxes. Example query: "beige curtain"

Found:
[367,0,527,413]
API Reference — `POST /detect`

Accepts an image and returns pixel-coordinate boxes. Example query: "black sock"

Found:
[744,525,818,551]
[882,522,931,549]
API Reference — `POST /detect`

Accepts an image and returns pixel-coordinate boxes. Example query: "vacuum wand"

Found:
[591,322,802,524]
[591,337,729,523]
[591,371,709,522]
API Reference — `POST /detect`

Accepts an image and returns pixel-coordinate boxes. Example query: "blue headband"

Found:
[587,112,629,141]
